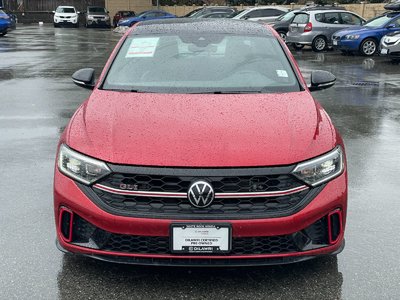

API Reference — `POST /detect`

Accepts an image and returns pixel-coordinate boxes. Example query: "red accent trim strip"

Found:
[215,185,309,198]
[93,184,309,199]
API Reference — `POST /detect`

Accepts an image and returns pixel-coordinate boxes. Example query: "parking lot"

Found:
[0,25,400,299]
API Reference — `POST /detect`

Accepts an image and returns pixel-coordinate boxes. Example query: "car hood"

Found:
[55,13,77,17]
[66,91,337,167]
[386,30,400,37]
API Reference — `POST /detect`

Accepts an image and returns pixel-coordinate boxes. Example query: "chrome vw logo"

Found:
[187,181,215,208]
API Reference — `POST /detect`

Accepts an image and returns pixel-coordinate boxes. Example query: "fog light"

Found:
[328,209,343,244]
[59,207,74,242]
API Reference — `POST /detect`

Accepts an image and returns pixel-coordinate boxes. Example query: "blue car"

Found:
[117,10,176,27]
[0,8,11,36]
[332,11,400,56]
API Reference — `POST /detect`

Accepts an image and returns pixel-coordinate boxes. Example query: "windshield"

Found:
[183,9,202,17]
[276,11,296,22]
[364,15,392,27]
[136,11,150,17]
[0,9,6,14]
[56,7,76,13]
[229,10,244,18]
[88,7,106,13]
[103,33,300,94]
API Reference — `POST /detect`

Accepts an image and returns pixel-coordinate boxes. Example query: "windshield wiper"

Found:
[105,88,151,93]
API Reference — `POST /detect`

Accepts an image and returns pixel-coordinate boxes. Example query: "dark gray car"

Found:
[85,6,111,28]
[286,10,365,51]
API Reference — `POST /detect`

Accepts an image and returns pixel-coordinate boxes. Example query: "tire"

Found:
[0,31,6,37]
[277,31,287,42]
[53,23,58,28]
[360,38,377,56]
[292,43,304,50]
[312,36,327,52]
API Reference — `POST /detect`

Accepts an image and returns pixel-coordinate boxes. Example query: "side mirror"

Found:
[386,24,395,29]
[72,68,95,90]
[308,70,336,92]
[243,16,249,20]
[52,11,55,14]
[142,15,147,19]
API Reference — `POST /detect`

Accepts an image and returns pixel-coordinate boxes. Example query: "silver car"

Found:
[286,10,365,52]
[380,31,400,61]
[232,6,288,23]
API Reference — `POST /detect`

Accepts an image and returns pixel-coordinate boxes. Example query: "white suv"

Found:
[53,6,80,28]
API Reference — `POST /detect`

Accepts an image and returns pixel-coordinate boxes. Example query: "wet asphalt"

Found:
[0,25,399,299]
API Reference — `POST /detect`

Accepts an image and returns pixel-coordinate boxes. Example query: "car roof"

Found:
[57,6,75,8]
[131,18,273,36]
[245,6,287,11]
[296,9,349,14]
[142,10,167,13]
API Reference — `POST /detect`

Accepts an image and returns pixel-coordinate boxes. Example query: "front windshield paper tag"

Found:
[126,37,160,58]
[276,70,288,78]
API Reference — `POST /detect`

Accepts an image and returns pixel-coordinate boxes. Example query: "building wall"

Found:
[105,0,152,20]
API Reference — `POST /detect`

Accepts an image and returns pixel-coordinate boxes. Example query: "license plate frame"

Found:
[170,223,232,254]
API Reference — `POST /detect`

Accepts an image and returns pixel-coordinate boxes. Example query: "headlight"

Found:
[105,15,110,20]
[345,34,360,40]
[58,144,111,185]
[292,146,344,187]
[88,15,94,20]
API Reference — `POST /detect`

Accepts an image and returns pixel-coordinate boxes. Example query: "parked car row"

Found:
[0,8,16,36]
[115,6,290,27]
[282,3,400,57]
[53,5,112,28]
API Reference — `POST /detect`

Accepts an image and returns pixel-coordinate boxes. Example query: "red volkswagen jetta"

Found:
[54,19,347,266]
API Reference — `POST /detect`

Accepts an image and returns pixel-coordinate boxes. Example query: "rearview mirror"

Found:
[308,70,336,92]
[72,68,95,90]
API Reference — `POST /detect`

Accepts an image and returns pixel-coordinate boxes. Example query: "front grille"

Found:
[91,187,310,218]
[69,214,329,255]
[80,165,321,220]
[100,173,302,193]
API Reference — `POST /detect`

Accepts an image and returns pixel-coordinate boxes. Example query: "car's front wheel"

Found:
[312,36,327,52]
[360,38,377,56]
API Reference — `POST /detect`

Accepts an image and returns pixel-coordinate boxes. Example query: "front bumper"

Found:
[54,18,78,25]
[54,166,347,266]
[86,19,111,27]
[332,38,360,51]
